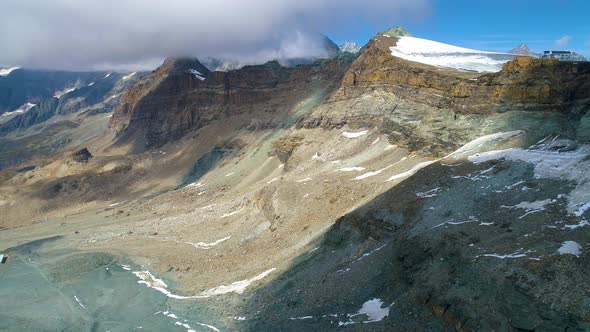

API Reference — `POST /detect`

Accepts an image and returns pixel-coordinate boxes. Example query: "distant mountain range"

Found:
[339,41,361,53]
[508,43,587,61]
[509,43,540,57]
[0,67,143,135]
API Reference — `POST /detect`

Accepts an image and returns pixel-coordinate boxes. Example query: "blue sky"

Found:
[327,0,590,57]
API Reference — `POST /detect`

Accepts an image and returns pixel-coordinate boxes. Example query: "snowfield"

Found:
[133,268,276,299]
[468,142,590,215]
[0,103,36,119]
[0,66,21,76]
[389,36,515,73]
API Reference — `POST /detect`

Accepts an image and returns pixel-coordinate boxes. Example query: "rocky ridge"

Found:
[110,55,355,148]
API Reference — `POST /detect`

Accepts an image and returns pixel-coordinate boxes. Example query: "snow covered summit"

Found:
[509,43,538,57]
[340,41,361,54]
[389,36,516,73]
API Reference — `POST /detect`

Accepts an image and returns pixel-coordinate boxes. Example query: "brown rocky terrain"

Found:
[336,34,590,115]
[111,56,354,149]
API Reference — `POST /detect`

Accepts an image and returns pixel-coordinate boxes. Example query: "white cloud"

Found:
[0,0,431,71]
[554,35,572,47]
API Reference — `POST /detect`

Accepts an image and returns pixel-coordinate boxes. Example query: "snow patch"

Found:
[337,167,366,172]
[477,249,536,259]
[158,311,220,332]
[354,158,408,180]
[468,144,590,215]
[187,69,206,81]
[447,131,523,159]
[122,72,136,80]
[0,66,20,76]
[221,209,243,218]
[54,86,78,99]
[574,202,590,217]
[342,130,368,138]
[386,161,435,182]
[187,236,231,249]
[563,219,589,230]
[198,268,276,296]
[0,103,36,119]
[450,166,495,181]
[73,295,86,308]
[338,298,390,326]
[133,268,275,299]
[432,216,478,228]
[501,198,556,219]
[416,187,441,198]
[558,241,582,257]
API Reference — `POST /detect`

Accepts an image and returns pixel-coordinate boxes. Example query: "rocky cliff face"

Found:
[112,35,590,155]
[293,34,590,158]
[336,35,590,115]
[110,56,354,148]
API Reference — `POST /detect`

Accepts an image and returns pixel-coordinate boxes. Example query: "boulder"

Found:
[72,148,93,163]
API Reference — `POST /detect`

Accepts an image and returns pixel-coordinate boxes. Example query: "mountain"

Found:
[339,41,361,53]
[0,68,107,114]
[0,70,143,135]
[2,28,590,332]
[382,26,412,37]
[509,43,540,57]
[0,69,143,169]
[110,56,349,148]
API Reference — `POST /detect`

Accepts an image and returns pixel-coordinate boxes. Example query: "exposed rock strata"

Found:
[336,35,590,115]
[110,56,354,148]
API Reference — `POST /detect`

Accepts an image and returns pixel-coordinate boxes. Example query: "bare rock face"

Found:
[71,148,92,163]
[110,57,353,148]
[110,35,590,155]
[335,35,590,115]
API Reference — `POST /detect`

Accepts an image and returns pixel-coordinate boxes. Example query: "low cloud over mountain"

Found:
[0,0,430,71]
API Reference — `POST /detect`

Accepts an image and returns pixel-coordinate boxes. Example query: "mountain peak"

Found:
[382,26,412,37]
[509,43,536,56]
[155,57,211,81]
[339,41,361,54]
